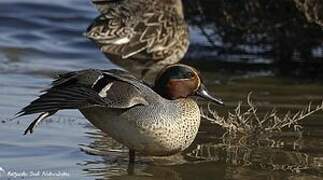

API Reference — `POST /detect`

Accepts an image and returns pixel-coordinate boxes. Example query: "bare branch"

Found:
[202,93,323,136]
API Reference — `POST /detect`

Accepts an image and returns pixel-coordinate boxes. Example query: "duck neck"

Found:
[153,84,171,100]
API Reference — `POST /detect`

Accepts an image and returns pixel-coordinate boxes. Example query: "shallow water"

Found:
[1,0,323,179]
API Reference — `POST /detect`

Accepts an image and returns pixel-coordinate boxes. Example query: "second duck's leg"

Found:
[129,149,135,163]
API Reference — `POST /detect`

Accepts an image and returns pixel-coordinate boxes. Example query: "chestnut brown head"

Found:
[154,64,224,105]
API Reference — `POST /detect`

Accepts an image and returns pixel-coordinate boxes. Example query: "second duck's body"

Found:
[86,0,189,65]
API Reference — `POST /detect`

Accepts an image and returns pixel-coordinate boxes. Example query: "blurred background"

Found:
[184,0,323,79]
[0,0,323,179]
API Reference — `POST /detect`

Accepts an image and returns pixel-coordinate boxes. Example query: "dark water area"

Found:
[184,0,323,61]
[0,0,323,179]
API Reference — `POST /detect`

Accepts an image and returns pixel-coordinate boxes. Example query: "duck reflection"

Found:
[79,128,185,179]
[79,126,323,179]
[86,0,189,83]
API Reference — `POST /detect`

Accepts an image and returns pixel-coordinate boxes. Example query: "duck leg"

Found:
[129,149,135,163]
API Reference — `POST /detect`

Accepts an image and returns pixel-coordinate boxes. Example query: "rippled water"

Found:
[1,0,323,179]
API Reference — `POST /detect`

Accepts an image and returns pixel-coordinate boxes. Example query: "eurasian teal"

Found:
[86,0,189,65]
[17,64,223,163]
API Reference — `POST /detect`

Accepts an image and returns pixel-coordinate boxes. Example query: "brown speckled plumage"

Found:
[86,0,189,64]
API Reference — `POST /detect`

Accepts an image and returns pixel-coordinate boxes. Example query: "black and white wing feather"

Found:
[17,69,149,134]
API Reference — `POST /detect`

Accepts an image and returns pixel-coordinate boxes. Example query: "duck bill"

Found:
[196,84,224,106]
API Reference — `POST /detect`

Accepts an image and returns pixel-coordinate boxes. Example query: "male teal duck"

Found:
[86,0,189,65]
[17,64,223,163]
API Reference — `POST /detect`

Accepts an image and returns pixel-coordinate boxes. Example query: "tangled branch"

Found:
[201,92,323,136]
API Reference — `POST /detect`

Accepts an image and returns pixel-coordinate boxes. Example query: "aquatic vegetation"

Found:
[201,92,323,137]
[189,96,323,172]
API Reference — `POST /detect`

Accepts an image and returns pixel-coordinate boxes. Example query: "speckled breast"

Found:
[80,98,200,156]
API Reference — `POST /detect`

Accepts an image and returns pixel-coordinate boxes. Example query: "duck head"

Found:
[154,64,224,105]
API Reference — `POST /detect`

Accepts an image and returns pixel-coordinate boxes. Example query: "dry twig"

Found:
[201,93,323,136]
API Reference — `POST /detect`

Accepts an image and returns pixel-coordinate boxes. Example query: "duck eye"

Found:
[184,72,194,79]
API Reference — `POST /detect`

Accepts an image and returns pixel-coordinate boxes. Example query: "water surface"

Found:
[1,1,323,179]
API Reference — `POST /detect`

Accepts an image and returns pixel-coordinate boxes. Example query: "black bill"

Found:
[196,84,224,106]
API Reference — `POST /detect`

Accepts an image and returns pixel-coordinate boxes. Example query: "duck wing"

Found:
[17,69,149,134]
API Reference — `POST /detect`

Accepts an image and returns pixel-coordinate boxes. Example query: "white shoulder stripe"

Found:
[99,82,114,98]
[91,74,104,88]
